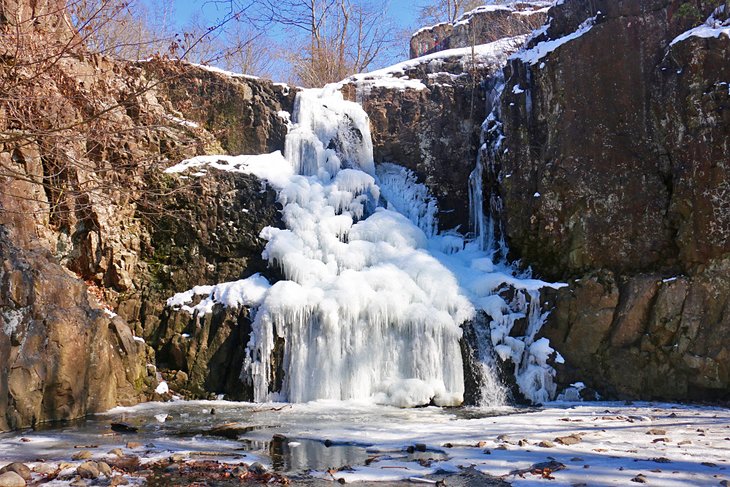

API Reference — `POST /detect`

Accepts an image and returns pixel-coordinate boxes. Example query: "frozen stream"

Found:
[1,400,729,485]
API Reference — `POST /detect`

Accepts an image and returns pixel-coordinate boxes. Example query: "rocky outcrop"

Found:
[342,36,526,231]
[490,0,730,400]
[410,3,548,59]
[0,0,293,428]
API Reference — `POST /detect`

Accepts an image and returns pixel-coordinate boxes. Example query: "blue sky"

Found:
[149,0,430,79]
[168,0,423,31]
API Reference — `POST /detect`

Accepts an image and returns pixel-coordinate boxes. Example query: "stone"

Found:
[97,462,112,476]
[647,429,667,436]
[538,440,555,448]
[108,448,124,457]
[0,464,30,481]
[33,464,57,475]
[72,451,93,461]
[0,471,25,487]
[76,462,100,479]
[125,442,142,449]
[555,435,582,446]
[249,462,267,475]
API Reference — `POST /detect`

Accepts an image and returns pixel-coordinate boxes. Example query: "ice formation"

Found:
[167,81,566,406]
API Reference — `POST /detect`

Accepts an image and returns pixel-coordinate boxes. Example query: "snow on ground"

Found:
[0,401,727,485]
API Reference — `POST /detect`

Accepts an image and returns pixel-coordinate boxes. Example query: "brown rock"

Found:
[77,462,100,479]
[0,471,25,487]
[0,464,30,481]
[538,440,555,448]
[489,0,730,402]
[555,435,582,446]
[72,451,93,461]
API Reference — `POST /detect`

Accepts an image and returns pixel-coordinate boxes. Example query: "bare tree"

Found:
[218,0,399,86]
[66,0,176,60]
[418,0,485,25]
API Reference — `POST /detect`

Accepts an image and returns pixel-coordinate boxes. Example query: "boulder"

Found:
[0,471,25,487]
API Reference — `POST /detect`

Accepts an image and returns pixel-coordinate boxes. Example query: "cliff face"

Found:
[410,3,549,59]
[492,0,730,400]
[342,36,530,232]
[0,0,293,428]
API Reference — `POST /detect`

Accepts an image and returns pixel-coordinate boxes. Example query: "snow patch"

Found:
[164,152,294,189]
[671,7,730,45]
[512,16,595,65]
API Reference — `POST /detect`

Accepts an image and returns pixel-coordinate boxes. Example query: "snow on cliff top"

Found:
[671,6,730,45]
[412,1,553,38]
[346,35,528,92]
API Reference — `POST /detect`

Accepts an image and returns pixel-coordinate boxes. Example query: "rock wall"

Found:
[0,0,294,428]
[492,0,730,400]
[342,37,526,232]
[410,3,548,59]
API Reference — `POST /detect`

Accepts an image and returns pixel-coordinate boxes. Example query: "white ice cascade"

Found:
[166,82,567,406]
[243,86,472,407]
[466,74,565,404]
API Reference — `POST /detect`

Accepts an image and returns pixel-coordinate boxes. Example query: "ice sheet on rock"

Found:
[285,85,375,177]
[512,16,595,65]
[164,152,294,189]
[376,163,438,238]
[163,79,567,407]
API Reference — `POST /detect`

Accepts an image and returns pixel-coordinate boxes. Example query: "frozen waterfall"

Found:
[166,83,566,407]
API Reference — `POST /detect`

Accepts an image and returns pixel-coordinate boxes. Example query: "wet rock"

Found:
[72,451,93,461]
[647,429,667,436]
[77,462,100,479]
[631,474,647,483]
[248,462,267,475]
[538,440,555,448]
[0,471,26,487]
[108,448,124,457]
[0,464,30,481]
[111,423,138,434]
[125,442,142,449]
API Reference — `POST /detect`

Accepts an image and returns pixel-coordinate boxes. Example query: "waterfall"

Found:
[167,82,566,408]
[465,74,564,405]
[242,86,471,407]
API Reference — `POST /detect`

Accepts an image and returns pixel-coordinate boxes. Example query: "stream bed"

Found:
[1,400,729,485]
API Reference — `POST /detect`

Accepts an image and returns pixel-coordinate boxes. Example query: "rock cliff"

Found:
[493,0,730,400]
[410,3,549,59]
[0,0,293,428]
